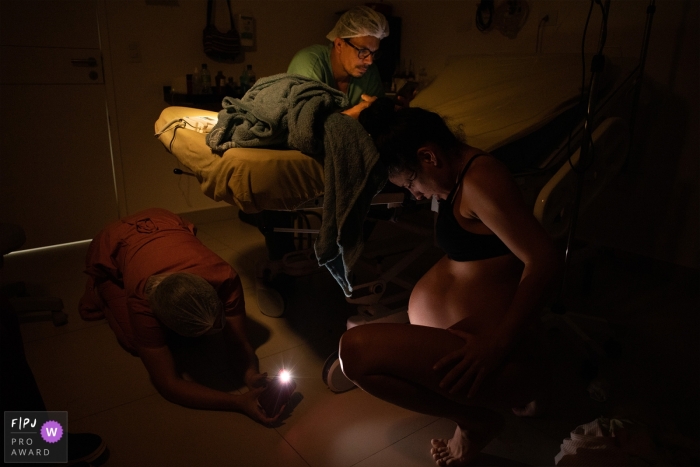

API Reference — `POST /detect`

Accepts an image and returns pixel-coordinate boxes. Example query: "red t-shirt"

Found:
[84,208,245,349]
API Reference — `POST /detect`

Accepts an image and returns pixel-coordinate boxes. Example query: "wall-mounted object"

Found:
[203,0,241,63]
[127,41,141,63]
[476,0,495,32]
[235,14,256,51]
[494,0,529,39]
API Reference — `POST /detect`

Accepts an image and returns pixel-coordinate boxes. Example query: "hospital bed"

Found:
[154,52,635,251]
[155,52,634,211]
[155,101,410,319]
[155,51,637,391]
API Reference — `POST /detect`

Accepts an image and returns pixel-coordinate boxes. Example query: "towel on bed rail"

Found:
[206,73,387,296]
[318,112,386,296]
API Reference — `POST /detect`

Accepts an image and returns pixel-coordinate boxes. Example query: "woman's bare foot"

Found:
[512,392,551,417]
[512,399,540,417]
[430,417,502,466]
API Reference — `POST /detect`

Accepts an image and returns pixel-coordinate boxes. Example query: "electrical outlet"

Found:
[542,10,558,27]
[127,42,141,63]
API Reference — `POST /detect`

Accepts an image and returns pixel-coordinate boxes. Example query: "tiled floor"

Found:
[3,207,698,466]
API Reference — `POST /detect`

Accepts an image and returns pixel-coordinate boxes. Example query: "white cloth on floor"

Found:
[555,417,660,466]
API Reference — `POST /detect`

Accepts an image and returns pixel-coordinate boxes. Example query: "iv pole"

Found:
[550,0,657,359]
[562,0,608,283]
[626,0,656,170]
[550,0,611,358]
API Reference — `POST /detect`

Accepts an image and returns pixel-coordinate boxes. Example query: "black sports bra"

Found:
[435,154,512,262]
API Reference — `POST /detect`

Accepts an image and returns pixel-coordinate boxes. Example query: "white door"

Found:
[0,0,118,250]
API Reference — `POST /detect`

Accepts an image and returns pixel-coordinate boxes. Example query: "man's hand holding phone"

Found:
[395,80,418,108]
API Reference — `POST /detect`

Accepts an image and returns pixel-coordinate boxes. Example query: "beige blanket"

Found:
[155,106,324,213]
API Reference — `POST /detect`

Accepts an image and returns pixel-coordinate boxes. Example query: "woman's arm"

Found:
[463,156,561,338]
[138,345,278,424]
[435,156,562,396]
[222,313,266,389]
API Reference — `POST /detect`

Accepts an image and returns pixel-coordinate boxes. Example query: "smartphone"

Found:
[397,80,419,100]
[258,374,297,417]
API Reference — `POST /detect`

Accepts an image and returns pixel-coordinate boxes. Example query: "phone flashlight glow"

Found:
[279,369,292,383]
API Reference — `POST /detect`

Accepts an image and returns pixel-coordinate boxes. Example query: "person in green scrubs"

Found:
[288,6,389,119]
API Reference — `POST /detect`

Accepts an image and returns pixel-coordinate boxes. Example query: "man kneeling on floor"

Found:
[79,208,281,424]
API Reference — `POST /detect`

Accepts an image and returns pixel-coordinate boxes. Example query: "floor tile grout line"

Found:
[274,430,314,467]
[257,331,346,362]
[257,341,312,362]
[65,392,161,424]
[20,320,109,345]
[346,416,442,467]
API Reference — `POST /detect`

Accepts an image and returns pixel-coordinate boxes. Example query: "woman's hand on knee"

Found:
[433,329,509,398]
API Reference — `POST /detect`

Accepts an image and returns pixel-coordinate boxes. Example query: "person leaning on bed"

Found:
[78,208,282,425]
[257,6,391,267]
[339,99,563,466]
[287,5,391,119]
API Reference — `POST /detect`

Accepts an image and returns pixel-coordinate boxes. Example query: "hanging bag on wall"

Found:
[203,0,241,62]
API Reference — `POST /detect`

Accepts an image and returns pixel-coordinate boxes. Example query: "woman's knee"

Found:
[338,326,374,381]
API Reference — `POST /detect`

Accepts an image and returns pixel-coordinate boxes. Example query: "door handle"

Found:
[71,58,98,67]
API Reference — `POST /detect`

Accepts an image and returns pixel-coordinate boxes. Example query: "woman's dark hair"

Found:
[359,97,463,175]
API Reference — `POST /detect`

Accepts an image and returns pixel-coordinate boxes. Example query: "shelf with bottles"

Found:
[162,79,246,110]
[163,64,257,110]
[162,86,228,111]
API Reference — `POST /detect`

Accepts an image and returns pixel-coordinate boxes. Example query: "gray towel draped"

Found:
[206,73,387,296]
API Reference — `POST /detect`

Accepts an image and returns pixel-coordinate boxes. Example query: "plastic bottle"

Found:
[215,71,225,95]
[239,66,250,94]
[192,67,202,94]
[201,63,211,94]
[246,64,256,87]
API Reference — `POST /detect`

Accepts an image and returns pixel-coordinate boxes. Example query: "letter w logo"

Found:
[45,427,58,437]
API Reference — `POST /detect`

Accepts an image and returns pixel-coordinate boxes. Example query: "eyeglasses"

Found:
[343,38,381,60]
[404,171,417,190]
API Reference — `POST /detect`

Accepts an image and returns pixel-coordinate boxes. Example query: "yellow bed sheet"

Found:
[155,106,324,213]
[411,54,602,152]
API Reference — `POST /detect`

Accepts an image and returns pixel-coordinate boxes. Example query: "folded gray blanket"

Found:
[206,73,387,296]
[206,73,348,151]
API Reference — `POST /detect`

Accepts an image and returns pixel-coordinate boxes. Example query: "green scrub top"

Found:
[287,44,385,106]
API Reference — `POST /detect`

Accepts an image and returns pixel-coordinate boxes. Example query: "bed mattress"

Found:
[411,53,610,152]
[155,106,325,213]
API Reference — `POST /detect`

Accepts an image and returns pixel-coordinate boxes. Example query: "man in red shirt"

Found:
[79,208,280,424]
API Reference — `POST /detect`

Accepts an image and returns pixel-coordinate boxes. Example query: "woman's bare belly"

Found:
[408,253,524,332]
